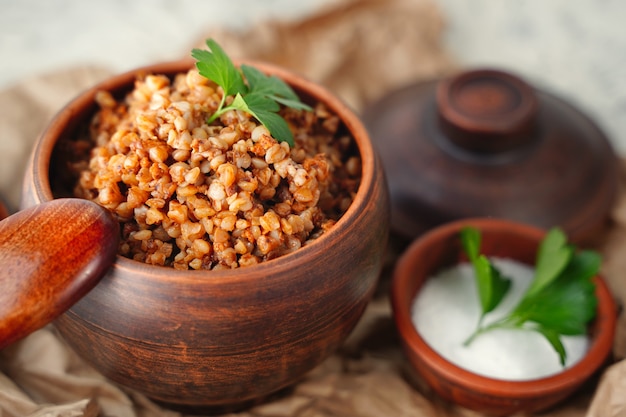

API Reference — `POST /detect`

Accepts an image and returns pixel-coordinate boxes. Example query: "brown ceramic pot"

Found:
[390,218,616,416]
[0,200,7,221]
[21,60,390,409]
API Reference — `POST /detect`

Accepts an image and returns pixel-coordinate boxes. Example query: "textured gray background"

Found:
[1,0,625,152]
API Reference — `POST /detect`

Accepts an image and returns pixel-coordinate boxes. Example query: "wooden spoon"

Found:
[0,199,7,220]
[0,198,119,349]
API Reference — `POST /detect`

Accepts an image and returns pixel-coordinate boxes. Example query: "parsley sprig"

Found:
[191,39,312,146]
[461,226,599,366]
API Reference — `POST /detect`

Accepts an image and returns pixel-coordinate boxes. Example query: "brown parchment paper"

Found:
[1,0,625,416]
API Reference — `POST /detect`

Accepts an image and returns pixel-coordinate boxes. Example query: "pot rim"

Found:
[28,58,379,285]
[390,217,616,399]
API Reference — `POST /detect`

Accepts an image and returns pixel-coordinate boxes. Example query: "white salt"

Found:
[411,258,590,380]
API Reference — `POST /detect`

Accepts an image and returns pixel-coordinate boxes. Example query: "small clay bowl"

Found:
[21,60,390,410]
[390,218,616,416]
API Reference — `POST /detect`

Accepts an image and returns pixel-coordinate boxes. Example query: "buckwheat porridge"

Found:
[61,67,361,270]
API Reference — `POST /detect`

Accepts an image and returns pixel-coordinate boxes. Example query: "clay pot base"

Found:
[152,384,296,415]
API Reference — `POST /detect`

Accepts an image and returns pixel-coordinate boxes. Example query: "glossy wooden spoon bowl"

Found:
[0,198,119,349]
[0,200,7,221]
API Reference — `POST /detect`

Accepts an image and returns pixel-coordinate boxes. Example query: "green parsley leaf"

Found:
[460,226,600,366]
[191,39,246,99]
[511,250,599,335]
[191,39,312,146]
[460,226,481,261]
[232,93,294,146]
[525,228,573,297]
[241,65,311,111]
[537,326,568,366]
[473,255,512,316]
[460,227,512,326]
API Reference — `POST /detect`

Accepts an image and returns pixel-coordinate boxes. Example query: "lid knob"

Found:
[437,69,538,153]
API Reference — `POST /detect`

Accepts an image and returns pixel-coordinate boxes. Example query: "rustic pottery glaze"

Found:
[0,200,6,220]
[0,199,118,349]
[390,218,616,416]
[363,69,619,244]
[21,60,390,409]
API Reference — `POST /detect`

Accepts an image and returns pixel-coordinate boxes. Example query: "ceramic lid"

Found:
[363,68,619,243]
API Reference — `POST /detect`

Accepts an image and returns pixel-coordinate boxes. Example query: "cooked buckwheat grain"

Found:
[70,68,360,270]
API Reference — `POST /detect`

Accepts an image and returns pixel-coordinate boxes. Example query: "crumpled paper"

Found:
[1,0,625,416]
[0,66,112,213]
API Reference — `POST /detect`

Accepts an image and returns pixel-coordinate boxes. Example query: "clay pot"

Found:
[21,60,390,410]
[363,69,619,244]
[390,218,616,416]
